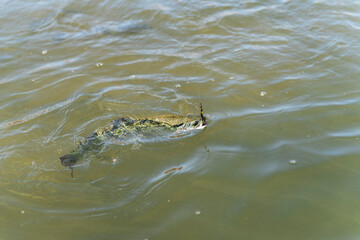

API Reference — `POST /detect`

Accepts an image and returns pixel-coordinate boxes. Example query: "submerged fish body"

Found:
[60,106,207,168]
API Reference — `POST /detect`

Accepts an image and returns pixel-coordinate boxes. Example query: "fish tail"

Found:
[60,151,81,168]
[200,103,207,126]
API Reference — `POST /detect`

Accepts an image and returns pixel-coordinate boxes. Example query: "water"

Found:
[1,0,360,239]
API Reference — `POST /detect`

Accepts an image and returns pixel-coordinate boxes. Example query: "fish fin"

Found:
[60,153,78,167]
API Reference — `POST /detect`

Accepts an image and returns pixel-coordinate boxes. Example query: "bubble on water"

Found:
[42,50,48,55]
[96,62,103,67]
[260,91,267,96]
[175,84,181,88]
[21,210,25,214]
[229,76,234,80]
[195,210,201,215]
[289,159,297,165]
[167,199,170,203]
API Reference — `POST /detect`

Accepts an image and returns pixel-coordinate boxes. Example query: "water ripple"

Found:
[1,0,360,239]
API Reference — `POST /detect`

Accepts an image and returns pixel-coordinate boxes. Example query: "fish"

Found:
[60,104,207,176]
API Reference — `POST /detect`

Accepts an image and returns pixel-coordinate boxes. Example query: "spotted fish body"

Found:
[60,105,207,168]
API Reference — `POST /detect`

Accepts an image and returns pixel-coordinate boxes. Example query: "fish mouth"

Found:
[195,124,207,130]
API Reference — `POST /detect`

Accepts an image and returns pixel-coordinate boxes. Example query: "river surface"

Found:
[1,0,360,239]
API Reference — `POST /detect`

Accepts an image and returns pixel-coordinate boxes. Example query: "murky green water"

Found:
[1,0,360,239]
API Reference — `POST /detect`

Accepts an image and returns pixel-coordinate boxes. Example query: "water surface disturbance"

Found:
[1,0,360,239]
